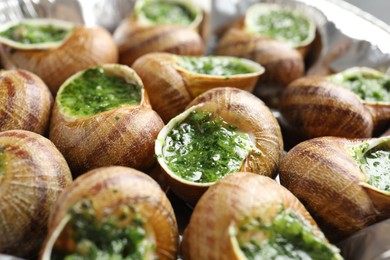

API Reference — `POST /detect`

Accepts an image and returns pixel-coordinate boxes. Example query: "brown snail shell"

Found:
[40,166,179,260]
[49,64,164,176]
[155,87,283,204]
[0,130,72,258]
[113,0,205,66]
[0,22,118,95]
[279,136,390,242]
[279,67,390,146]
[216,27,304,107]
[279,76,374,142]
[182,172,341,259]
[0,69,53,135]
[132,52,264,123]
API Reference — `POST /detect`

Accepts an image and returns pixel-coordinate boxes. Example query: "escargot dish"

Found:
[216,3,316,107]
[0,69,53,135]
[155,87,283,204]
[279,67,390,146]
[0,130,72,258]
[280,136,390,241]
[0,18,118,95]
[132,52,264,122]
[49,64,164,176]
[182,172,343,259]
[40,166,179,260]
[113,0,205,66]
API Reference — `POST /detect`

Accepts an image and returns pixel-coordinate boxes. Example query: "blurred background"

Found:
[345,0,389,25]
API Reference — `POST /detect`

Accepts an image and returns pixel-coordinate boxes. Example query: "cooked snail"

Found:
[132,52,264,122]
[279,136,390,241]
[0,18,118,95]
[279,67,390,146]
[182,172,343,259]
[0,69,53,135]
[113,0,205,66]
[40,166,179,260]
[49,64,164,176]
[0,130,72,258]
[155,87,283,204]
[216,3,316,107]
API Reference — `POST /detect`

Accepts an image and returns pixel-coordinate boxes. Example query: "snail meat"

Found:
[50,64,164,175]
[155,87,283,204]
[181,172,343,259]
[132,53,264,122]
[40,166,179,260]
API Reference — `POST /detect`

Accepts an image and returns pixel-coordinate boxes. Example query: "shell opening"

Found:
[56,65,144,119]
[229,207,342,260]
[45,199,156,259]
[244,3,316,48]
[0,18,75,50]
[329,67,390,103]
[134,0,203,29]
[347,136,390,194]
[176,56,264,78]
[156,104,257,185]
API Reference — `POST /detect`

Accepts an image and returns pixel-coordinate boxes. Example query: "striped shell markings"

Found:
[0,130,72,258]
[49,64,164,176]
[0,69,53,134]
[182,172,342,259]
[40,166,179,260]
[0,19,118,95]
[279,136,390,241]
[113,0,205,66]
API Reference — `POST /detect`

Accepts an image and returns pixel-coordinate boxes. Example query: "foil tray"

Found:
[0,0,390,259]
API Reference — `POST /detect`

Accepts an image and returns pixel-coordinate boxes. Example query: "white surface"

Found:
[344,0,390,26]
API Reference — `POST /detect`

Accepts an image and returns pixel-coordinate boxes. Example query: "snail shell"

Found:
[182,172,340,259]
[155,87,283,204]
[113,0,205,66]
[280,67,390,145]
[0,20,118,95]
[49,64,164,176]
[279,136,390,241]
[40,166,179,260]
[0,69,53,135]
[279,76,374,141]
[0,130,72,258]
[216,27,304,107]
[132,52,264,122]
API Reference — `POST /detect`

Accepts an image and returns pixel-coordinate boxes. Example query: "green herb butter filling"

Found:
[0,23,70,44]
[348,140,390,192]
[179,56,258,76]
[163,110,256,183]
[235,210,342,259]
[58,67,142,118]
[249,9,311,46]
[140,0,196,26]
[52,199,155,260]
[331,72,390,102]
